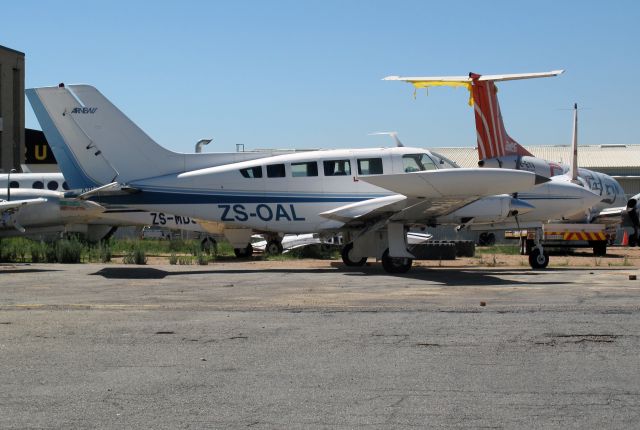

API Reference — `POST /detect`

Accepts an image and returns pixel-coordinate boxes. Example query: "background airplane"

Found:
[384,70,626,220]
[0,172,222,243]
[1,188,105,239]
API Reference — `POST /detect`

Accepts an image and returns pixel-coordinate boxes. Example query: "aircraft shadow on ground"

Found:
[88,265,601,286]
[0,268,61,275]
[90,267,343,280]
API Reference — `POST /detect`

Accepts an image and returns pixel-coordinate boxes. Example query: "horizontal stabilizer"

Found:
[0,198,48,213]
[359,168,549,198]
[383,70,564,83]
[69,182,140,200]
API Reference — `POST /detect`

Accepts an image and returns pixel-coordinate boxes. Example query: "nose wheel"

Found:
[527,227,549,269]
[528,248,549,269]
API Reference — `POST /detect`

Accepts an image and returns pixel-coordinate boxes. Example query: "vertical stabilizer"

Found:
[467,74,533,160]
[569,103,579,183]
[27,84,284,189]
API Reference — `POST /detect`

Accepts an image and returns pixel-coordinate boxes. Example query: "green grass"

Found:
[0,237,339,264]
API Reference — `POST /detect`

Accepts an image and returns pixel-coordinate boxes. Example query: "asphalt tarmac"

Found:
[1,261,640,429]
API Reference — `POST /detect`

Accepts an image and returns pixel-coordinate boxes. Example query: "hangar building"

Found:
[0,44,25,173]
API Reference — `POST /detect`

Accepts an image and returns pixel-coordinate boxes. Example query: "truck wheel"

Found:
[381,249,413,274]
[528,248,549,269]
[341,243,367,266]
[593,241,607,257]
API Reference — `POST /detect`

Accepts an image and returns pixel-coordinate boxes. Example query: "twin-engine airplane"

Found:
[384,70,626,220]
[27,84,600,273]
[385,70,626,266]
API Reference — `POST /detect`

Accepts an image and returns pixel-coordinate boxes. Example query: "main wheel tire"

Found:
[341,243,367,266]
[234,243,253,258]
[381,249,413,274]
[265,240,284,255]
[528,248,549,269]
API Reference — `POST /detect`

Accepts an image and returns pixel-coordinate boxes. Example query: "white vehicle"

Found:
[385,70,623,267]
[26,84,600,273]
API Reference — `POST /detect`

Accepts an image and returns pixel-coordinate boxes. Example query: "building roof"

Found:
[431,145,640,170]
[0,44,25,56]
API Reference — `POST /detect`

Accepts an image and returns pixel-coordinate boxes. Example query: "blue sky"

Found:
[4,0,639,153]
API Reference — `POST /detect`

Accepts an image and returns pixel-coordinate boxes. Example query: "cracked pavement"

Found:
[1,261,640,428]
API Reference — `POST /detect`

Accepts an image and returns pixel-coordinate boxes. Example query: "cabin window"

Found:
[267,164,286,178]
[239,166,263,178]
[291,161,318,177]
[47,181,59,190]
[62,182,70,190]
[32,181,44,189]
[9,181,19,188]
[402,153,437,172]
[323,159,351,176]
[357,158,383,175]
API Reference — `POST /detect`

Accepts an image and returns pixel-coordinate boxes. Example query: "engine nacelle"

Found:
[439,195,533,225]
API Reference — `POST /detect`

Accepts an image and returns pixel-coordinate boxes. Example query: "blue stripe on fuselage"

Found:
[93,191,369,205]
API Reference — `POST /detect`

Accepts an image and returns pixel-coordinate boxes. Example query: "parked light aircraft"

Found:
[1,187,105,238]
[27,84,604,273]
[0,172,225,242]
[385,70,625,266]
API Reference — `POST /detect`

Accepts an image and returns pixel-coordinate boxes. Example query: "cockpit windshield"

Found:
[429,152,459,168]
[402,153,438,172]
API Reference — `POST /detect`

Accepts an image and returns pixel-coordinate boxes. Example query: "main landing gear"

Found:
[341,243,367,267]
[381,249,413,274]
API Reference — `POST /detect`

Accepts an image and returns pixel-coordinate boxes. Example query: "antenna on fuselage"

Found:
[195,139,212,153]
[569,103,579,183]
[369,131,404,147]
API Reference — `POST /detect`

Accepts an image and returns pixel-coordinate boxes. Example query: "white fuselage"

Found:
[92,147,602,233]
[480,155,627,219]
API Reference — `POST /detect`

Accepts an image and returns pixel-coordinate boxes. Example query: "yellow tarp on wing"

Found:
[410,81,474,105]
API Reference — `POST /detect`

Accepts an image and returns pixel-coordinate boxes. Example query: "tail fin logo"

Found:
[71,107,98,114]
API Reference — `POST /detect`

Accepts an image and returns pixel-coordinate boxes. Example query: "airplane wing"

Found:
[321,168,548,226]
[0,198,48,213]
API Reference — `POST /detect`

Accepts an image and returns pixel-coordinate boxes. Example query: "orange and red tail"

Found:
[468,73,532,160]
